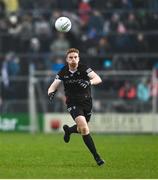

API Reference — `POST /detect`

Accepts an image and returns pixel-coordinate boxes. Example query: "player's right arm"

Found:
[48,78,61,101]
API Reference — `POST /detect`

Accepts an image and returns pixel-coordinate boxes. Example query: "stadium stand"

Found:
[0,0,158,114]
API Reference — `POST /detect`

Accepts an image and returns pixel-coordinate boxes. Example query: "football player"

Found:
[48,48,105,166]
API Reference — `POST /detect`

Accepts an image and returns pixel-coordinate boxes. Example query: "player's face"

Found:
[66,52,79,69]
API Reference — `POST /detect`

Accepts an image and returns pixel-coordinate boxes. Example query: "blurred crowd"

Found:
[0,0,158,72]
[0,0,158,112]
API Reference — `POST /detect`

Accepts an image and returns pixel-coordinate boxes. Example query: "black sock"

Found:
[82,134,99,158]
[69,124,78,134]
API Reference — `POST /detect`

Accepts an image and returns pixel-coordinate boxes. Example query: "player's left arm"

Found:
[88,71,102,85]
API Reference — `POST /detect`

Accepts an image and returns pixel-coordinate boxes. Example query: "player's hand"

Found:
[78,80,90,88]
[48,91,56,102]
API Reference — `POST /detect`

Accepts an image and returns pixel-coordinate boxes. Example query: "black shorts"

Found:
[67,98,92,122]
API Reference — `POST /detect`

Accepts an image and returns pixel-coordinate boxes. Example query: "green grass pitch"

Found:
[0,132,158,179]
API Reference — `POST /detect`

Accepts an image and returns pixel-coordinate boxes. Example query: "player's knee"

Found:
[77,126,81,133]
[75,116,89,134]
[80,126,89,135]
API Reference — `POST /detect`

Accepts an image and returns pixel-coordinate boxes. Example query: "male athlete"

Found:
[48,48,105,166]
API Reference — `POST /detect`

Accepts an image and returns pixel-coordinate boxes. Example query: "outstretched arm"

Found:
[48,79,62,101]
[88,71,102,85]
[48,79,61,94]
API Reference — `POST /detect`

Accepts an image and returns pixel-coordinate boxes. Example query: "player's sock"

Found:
[69,124,78,134]
[82,134,105,166]
[82,134,99,158]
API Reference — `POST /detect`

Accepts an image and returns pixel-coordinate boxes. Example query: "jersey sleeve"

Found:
[81,64,93,75]
[86,67,93,74]
[55,74,62,80]
[55,66,65,80]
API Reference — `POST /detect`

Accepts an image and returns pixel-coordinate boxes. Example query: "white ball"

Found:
[55,17,72,33]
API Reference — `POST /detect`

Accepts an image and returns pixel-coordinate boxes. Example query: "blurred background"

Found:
[0,0,158,133]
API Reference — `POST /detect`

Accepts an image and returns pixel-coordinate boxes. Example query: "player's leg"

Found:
[63,97,92,142]
[75,115,105,166]
[63,106,91,142]
[63,105,81,143]
[65,101,92,138]
[64,99,92,138]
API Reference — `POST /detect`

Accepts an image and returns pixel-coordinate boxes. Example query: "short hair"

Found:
[66,48,79,56]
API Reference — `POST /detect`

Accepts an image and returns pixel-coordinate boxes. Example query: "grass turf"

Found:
[0,133,158,178]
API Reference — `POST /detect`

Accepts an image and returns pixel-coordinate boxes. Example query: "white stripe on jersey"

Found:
[86,68,92,74]
[55,74,60,80]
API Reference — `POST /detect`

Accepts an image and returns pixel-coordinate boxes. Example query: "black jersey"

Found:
[56,63,93,103]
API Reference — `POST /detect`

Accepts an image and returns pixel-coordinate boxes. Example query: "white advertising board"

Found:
[44,113,158,133]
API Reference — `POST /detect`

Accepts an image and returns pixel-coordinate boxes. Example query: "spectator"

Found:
[29,37,41,53]
[7,14,22,52]
[118,81,136,100]
[110,13,120,32]
[29,37,45,70]
[50,33,70,56]
[126,12,140,31]
[3,0,19,13]
[1,52,20,99]
[135,33,149,53]
[96,37,111,55]
[19,14,33,52]
[78,0,92,25]
[113,22,130,52]
[87,10,104,38]
[33,15,52,52]
[137,78,150,102]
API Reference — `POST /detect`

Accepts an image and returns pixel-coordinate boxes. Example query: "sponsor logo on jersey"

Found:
[65,79,84,84]
[64,75,69,78]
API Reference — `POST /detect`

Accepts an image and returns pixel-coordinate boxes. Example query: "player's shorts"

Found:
[66,98,92,122]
